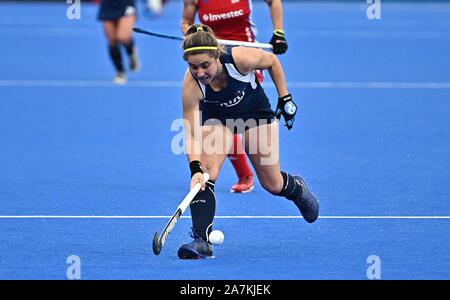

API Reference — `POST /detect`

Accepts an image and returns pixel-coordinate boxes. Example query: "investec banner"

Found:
[202,9,244,22]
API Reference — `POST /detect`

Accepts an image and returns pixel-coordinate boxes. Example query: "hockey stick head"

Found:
[151,174,209,257]
[152,232,162,255]
[152,210,180,256]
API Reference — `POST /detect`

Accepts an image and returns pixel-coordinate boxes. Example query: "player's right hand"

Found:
[191,172,206,191]
[269,29,288,55]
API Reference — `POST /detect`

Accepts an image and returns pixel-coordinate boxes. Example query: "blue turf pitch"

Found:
[0,1,449,279]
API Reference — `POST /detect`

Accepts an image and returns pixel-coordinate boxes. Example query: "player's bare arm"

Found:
[182,69,203,162]
[232,46,288,97]
[264,0,284,31]
[182,70,207,189]
[181,0,197,34]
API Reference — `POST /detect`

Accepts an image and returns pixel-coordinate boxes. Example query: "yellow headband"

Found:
[184,46,218,53]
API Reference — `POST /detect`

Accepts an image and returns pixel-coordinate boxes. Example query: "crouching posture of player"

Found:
[177,25,319,259]
[181,0,289,193]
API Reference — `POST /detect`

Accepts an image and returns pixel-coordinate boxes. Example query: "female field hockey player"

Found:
[181,0,288,193]
[177,25,319,259]
[98,0,140,84]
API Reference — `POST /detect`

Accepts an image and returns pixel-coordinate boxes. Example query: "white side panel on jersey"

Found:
[197,80,206,98]
[224,63,257,89]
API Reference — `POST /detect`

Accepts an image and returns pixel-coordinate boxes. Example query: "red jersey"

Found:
[197,0,257,42]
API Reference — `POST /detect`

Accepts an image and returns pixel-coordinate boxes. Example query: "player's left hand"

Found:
[269,29,288,55]
[275,94,297,130]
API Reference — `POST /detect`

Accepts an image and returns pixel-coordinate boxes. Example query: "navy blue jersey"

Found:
[98,0,136,21]
[197,50,274,129]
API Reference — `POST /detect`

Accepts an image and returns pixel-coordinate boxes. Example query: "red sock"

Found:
[228,134,253,178]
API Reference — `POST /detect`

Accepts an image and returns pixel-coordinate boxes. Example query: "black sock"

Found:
[108,45,124,72]
[190,180,216,241]
[123,39,135,56]
[276,171,301,201]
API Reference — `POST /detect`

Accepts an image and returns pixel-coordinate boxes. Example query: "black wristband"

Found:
[279,94,292,102]
[189,160,204,178]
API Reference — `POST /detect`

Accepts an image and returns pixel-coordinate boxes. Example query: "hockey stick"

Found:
[152,173,210,255]
[133,28,273,50]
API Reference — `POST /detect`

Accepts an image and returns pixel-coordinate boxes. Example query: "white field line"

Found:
[1,80,450,89]
[0,215,449,219]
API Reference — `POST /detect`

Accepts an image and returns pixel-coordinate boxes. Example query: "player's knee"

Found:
[201,163,219,181]
[117,35,131,45]
[108,39,119,47]
[259,177,283,195]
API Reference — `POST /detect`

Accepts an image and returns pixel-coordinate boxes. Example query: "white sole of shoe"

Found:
[230,184,254,194]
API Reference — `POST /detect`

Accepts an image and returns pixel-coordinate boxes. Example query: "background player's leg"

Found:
[117,15,140,72]
[228,134,254,193]
[103,21,126,84]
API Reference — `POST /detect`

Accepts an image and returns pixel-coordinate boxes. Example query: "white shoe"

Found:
[147,0,163,14]
[113,72,127,85]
